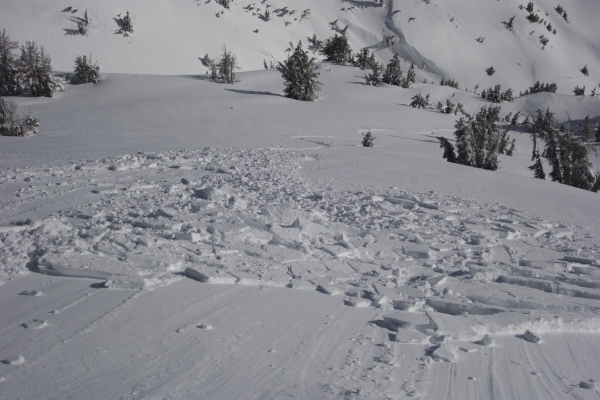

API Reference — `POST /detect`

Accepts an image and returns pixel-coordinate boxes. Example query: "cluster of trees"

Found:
[0,97,39,136]
[71,54,100,84]
[436,99,464,115]
[528,109,600,191]
[481,85,513,103]
[202,46,239,84]
[0,30,63,97]
[440,78,459,89]
[520,81,557,95]
[438,106,518,171]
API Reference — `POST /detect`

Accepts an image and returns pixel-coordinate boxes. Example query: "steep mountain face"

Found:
[1,0,598,94]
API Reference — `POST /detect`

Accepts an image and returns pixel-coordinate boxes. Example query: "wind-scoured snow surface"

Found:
[1,1,600,399]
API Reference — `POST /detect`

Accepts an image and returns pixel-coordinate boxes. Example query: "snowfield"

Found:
[1,0,600,399]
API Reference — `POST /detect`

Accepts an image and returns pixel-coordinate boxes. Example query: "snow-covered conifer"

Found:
[321,34,352,65]
[72,54,100,84]
[410,92,429,109]
[0,29,21,96]
[217,45,238,84]
[364,62,384,87]
[382,54,403,86]
[400,63,415,88]
[362,131,374,147]
[277,42,321,101]
[528,152,546,179]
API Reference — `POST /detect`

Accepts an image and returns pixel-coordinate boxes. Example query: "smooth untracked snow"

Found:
[1,0,600,399]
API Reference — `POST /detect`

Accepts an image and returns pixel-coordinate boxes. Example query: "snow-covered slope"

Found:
[1,0,598,94]
[1,1,600,399]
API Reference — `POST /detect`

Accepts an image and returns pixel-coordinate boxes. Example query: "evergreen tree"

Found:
[217,45,238,84]
[18,42,56,97]
[72,54,100,84]
[362,131,374,147]
[120,11,134,36]
[321,34,352,65]
[438,137,456,163]
[581,115,593,143]
[400,63,415,88]
[382,54,403,86]
[307,34,323,53]
[277,42,321,101]
[528,152,546,179]
[596,122,600,142]
[354,47,374,70]
[0,29,21,96]
[533,108,598,190]
[409,92,429,109]
[0,97,39,136]
[364,62,383,86]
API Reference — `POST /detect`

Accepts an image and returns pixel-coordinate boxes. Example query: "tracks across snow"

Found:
[1,146,600,398]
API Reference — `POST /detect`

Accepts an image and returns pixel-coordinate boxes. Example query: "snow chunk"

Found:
[2,356,24,366]
[402,243,434,259]
[579,379,599,390]
[432,344,457,362]
[521,330,541,343]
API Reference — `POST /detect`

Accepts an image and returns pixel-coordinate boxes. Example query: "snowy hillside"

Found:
[1,0,599,94]
[1,1,600,399]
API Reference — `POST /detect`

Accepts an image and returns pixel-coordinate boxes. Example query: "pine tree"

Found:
[362,131,374,147]
[72,54,100,84]
[364,62,383,86]
[217,45,238,84]
[0,97,39,136]
[581,115,593,143]
[120,11,134,36]
[400,63,415,88]
[321,34,352,65]
[382,54,403,86]
[438,137,456,163]
[0,96,17,136]
[533,108,597,190]
[19,42,55,97]
[355,47,374,70]
[596,122,600,142]
[409,93,429,109]
[0,29,21,95]
[528,152,546,179]
[277,42,321,101]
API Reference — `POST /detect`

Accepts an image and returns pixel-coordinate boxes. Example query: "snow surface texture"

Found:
[1,145,600,399]
[1,0,600,399]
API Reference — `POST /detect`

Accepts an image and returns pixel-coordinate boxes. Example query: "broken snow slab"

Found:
[401,243,435,260]
[432,344,457,362]
[184,266,237,284]
[102,275,146,290]
[37,254,134,280]
[383,311,431,331]
[394,328,430,344]
[262,245,307,263]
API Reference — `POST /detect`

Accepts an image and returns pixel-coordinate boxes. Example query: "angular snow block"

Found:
[184,266,237,284]
[103,275,146,290]
[521,330,541,343]
[394,329,430,344]
[402,243,433,259]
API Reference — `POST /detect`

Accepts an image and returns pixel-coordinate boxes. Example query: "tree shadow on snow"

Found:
[341,0,381,9]
[224,88,282,97]
[63,28,80,36]
[389,134,441,144]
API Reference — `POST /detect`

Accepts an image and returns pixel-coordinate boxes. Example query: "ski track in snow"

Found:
[1,146,600,399]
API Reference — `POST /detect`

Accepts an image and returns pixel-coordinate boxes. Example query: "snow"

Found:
[1,0,600,398]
